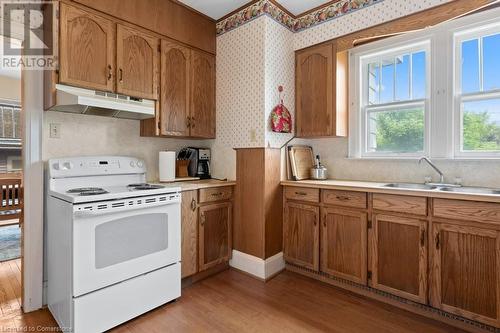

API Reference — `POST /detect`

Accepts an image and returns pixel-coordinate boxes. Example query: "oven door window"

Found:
[95,213,168,269]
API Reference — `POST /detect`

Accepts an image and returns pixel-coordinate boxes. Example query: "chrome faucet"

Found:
[419,157,444,184]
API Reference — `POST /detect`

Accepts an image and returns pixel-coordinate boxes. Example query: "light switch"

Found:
[50,123,61,138]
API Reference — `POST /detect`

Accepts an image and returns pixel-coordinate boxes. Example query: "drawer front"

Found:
[199,186,233,203]
[322,190,367,209]
[373,194,427,216]
[433,198,500,225]
[284,187,320,203]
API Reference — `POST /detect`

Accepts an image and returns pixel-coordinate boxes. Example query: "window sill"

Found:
[347,156,500,162]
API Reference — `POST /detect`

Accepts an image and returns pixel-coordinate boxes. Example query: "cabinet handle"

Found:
[107,65,112,80]
[295,191,307,196]
[336,195,350,201]
[191,117,195,128]
[119,68,123,83]
[435,232,440,250]
[186,116,191,128]
[211,192,223,197]
[191,198,197,211]
[200,213,205,226]
[420,229,425,247]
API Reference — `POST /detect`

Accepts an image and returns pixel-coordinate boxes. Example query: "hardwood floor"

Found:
[0,259,21,316]
[0,269,464,333]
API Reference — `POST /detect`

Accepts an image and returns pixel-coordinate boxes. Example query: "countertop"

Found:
[281,179,500,203]
[156,179,236,192]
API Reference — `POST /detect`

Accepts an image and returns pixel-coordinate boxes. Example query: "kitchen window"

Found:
[349,7,500,159]
[454,25,500,157]
[356,42,430,157]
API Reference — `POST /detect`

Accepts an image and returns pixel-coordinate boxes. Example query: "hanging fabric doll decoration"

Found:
[270,86,292,133]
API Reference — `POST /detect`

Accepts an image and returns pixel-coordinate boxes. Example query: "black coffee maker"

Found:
[178,147,211,179]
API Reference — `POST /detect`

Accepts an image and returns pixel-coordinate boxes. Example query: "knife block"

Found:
[175,160,190,178]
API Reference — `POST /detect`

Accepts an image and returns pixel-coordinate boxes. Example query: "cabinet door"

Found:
[116,24,159,100]
[296,42,334,137]
[321,207,367,284]
[199,202,232,271]
[181,191,198,278]
[431,222,500,327]
[371,214,427,303]
[59,4,115,91]
[160,40,190,136]
[283,202,319,271]
[190,50,216,138]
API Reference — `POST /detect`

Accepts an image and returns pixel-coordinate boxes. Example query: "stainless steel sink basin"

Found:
[439,187,500,195]
[383,183,438,190]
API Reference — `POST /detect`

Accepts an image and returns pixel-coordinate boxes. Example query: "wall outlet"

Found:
[50,123,61,138]
[250,129,257,142]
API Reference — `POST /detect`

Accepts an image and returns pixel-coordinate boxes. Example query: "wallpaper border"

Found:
[216,0,383,36]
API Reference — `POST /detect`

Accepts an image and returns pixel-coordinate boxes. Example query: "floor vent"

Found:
[286,262,499,333]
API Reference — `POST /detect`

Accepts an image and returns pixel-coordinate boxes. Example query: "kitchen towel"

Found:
[159,151,176,182]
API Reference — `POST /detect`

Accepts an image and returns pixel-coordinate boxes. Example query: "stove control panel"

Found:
[48,156,147,178]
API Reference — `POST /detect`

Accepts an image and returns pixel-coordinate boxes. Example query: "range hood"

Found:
[48,84,156,120]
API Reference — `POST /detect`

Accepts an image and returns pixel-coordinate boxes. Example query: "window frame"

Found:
[348,7,500,160]
[453,23,500,158]
[353,39,431,158]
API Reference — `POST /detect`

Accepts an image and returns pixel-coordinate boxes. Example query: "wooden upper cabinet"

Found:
[160,40,190,136]
[116,24,159,100]
[296,42,333,137]
[199,202,232,271]
[321,207,367,284]
[59,4,115,92]
[370,214,427,304]
[431,222,500,328]
[284,202,320,271]
[190,50,216,139]
[295,42,347,138]
[181,191,198,278]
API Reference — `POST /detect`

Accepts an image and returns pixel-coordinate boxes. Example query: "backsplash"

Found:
[290,137,500,188]
[43,111,212,182]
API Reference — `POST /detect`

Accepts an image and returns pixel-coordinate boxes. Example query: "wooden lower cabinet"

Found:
[283,202,319,271]
[283,186,500,329]
[199,202,232,271]
[321,207,367,284]
[181,191,198,278]
[430,221,500,327]
[370,214,427,304]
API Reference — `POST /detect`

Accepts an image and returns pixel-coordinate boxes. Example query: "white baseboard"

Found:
[229,250,285,280]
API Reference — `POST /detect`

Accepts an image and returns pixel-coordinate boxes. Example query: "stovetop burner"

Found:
[67,187,109,196]
[127,183,165,191]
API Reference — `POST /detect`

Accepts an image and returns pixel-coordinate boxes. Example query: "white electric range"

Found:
[46,156,181,333]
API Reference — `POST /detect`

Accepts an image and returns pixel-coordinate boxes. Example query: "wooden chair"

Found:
[0,177,23,223]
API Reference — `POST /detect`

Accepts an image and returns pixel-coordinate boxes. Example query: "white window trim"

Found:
[453,22,500,158]
[359,41,431,158]
[349,6,500,160]
[350,36,432,158]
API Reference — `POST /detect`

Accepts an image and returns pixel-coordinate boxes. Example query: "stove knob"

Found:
[130,161,136,168]
[137,160,144,168]
[62,162,73,170]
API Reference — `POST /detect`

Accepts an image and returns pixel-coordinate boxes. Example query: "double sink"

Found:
[383,183,500,195]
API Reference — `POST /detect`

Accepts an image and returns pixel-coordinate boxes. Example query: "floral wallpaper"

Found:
[216,0,382,36]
